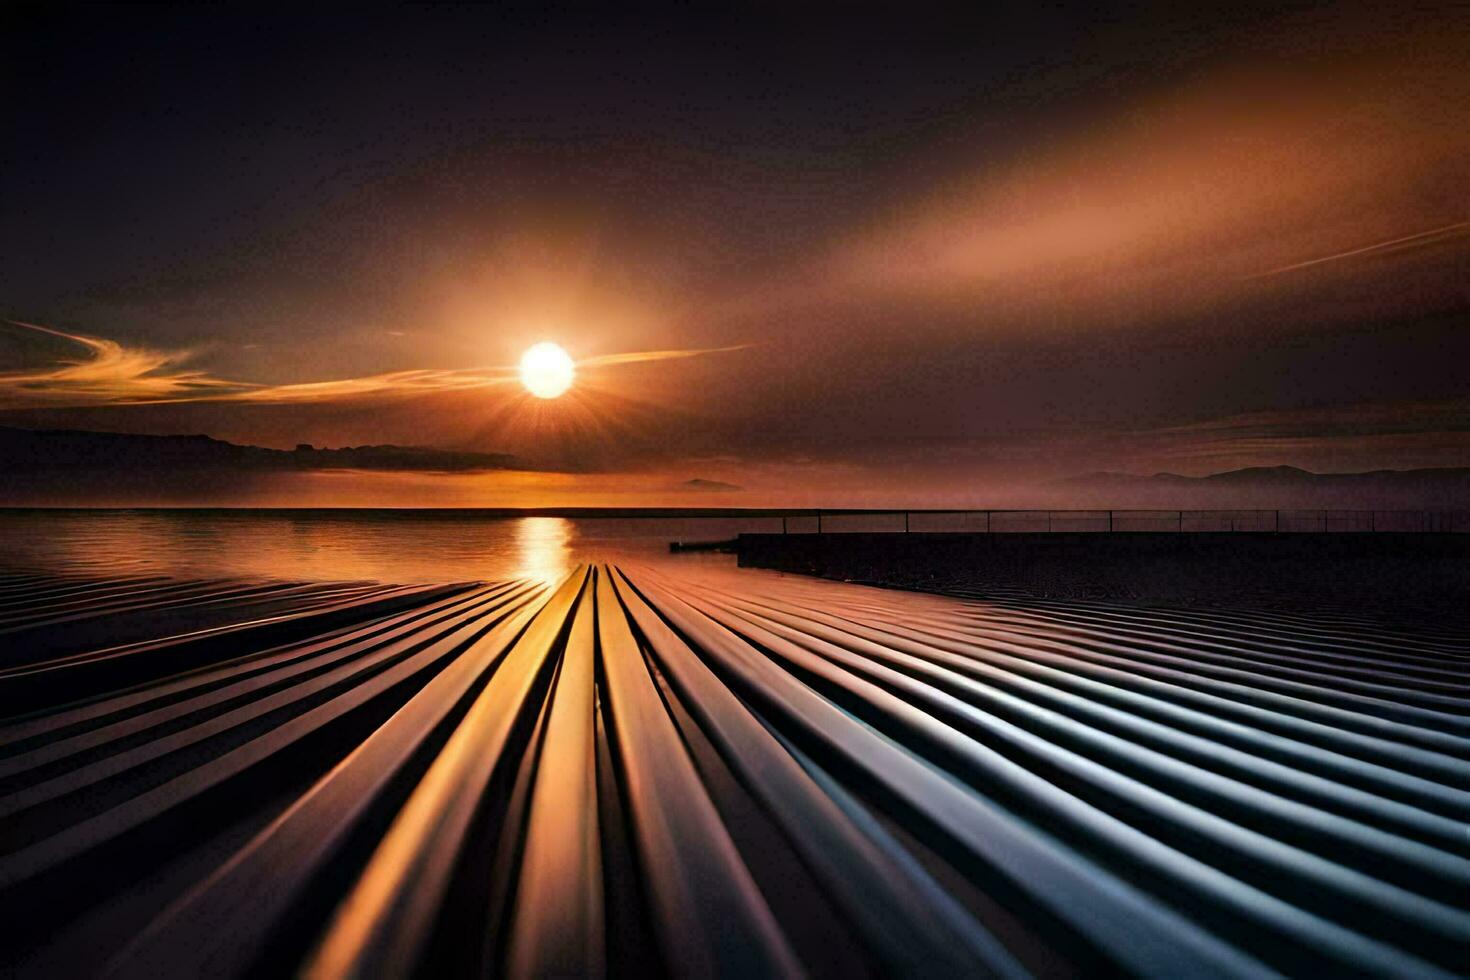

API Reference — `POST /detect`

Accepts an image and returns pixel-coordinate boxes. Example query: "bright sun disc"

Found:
[519,342,575,399]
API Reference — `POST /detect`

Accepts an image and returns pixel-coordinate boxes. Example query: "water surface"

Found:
[0,510,779,583]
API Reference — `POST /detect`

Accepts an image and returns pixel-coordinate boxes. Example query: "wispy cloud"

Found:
[578,343,754,369]
[715,41,1470,342]
[0,320,752,408]
[1148,399,1470,440]
[0,320,257,406]
[216,366,520,404]
[1241,220,1470,280]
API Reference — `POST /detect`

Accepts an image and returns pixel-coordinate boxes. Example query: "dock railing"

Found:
[776,509,1467,534]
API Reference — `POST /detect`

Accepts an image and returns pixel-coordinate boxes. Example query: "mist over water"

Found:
[0,511,777,583]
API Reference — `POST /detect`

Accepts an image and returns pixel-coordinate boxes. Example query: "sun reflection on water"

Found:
[512,516,573,584]
[0,511,760,584]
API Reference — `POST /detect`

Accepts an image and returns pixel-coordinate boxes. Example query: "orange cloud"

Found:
[719,36,1470,339]
[0,320,257,406]
[578,344,754,369]
[0,320,752,408]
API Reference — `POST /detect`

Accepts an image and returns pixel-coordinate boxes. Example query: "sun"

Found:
[519,341,575,399]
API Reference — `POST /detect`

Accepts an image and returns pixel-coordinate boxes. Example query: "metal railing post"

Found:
[747,507,1456,537]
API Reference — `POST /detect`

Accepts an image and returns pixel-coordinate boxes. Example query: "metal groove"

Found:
[0,566,1464,978]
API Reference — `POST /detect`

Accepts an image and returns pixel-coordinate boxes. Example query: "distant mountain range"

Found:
[1,426,1465,509]
[1057,465,1470,507]
[1064,464,1470,487]
[0,426,518,473]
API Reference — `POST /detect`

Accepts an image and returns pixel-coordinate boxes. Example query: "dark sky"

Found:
[3,3,1468,502]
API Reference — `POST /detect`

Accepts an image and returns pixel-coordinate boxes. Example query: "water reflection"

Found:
[513,517,573,584]
[0,512,776,583]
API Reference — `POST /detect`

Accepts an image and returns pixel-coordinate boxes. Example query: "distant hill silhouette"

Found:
[0,426,518,474]
[681,478,743,492]
[1057,465,1470,508]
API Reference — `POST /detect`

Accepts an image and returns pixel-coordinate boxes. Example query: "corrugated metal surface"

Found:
[0,565,1466,977]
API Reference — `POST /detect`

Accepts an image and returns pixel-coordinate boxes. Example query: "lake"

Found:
[0,510,782,583]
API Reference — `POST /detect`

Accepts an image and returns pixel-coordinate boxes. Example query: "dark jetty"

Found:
[738,530,1470,622]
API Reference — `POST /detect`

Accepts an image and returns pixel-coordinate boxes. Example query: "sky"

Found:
[2,3,1468,504]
